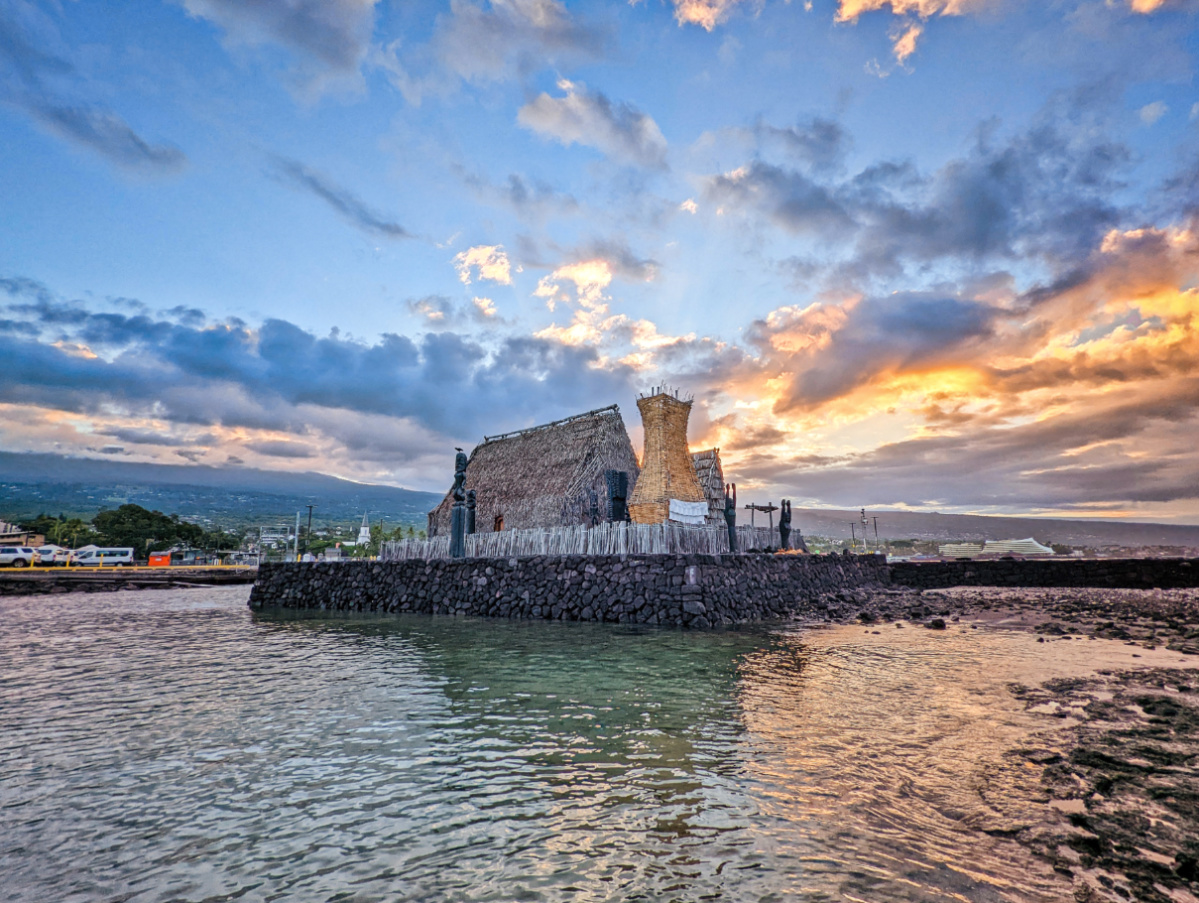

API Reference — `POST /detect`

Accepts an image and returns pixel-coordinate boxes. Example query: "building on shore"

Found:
[0,521,44,547]
[981,537,1055,556]
[627,388,707,525]
[939,542,984,559]
[427,405,641,537]
[939,537,1055,558]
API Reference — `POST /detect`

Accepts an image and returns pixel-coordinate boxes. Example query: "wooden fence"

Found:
[381,522,784,561]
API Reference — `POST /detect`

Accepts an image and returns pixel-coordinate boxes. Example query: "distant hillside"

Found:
[793,507,1199,551]
[3,451,1196,548]
[0,452,442,528]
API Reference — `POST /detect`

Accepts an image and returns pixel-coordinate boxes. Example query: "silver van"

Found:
[71,548,136,567]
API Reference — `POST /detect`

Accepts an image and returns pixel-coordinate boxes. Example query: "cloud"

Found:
[574,238,659,282]
[0,7,186,173]
[103,427,215,448]
[741,291,1001,410]
[407,295,458,325]
[31,103,186,171]
[379,0,607,102]
[242,438,317,458]
[755,116,851,172]
[835,0,991,21]
[456,168,580,215]
[741,383,1199,513]
[406,294,504,327]
[706,162,855,237]
[178,0,379,74]
[270,155,411,239]
[835,1,996,63]
[668,203,1199,515]
[527,239,657,311]
[529,248,684,363]
[832,0,1195,64]
[891,20,922,63]
[438,0,605,78]
[1127,0,1199,12]
[706,95,1130,282]
[1139,100,1168,125]
[669,0,751,30]
[0,276,636,453]
[453,245,513,285]
[518,79,668,169]
[535,259,613,310]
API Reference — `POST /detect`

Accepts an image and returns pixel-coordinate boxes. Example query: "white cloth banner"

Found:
[668,499,709,525]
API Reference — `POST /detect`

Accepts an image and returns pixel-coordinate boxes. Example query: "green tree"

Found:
[200,528,245,552]
[17,513,96,547]
[91,505,205,556]
[18,513,61,538]
[56,518,97,548]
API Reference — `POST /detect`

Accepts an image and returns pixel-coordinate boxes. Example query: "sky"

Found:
[1,0,1197,522]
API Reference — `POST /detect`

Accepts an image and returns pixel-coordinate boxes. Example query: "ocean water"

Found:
[1,586,1191,903]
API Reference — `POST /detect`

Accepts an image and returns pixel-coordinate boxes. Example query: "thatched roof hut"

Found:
[690,448,725,525]
[428,405,641,536]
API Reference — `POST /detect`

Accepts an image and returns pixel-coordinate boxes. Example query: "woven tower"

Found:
[628,388,705,524]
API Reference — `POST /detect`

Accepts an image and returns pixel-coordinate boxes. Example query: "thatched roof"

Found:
[428,405,640,536]
[691,448,725,525]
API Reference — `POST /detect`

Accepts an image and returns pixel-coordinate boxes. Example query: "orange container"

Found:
[148,553,171,567]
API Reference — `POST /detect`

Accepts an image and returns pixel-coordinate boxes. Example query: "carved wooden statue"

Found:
[605,470,630,522]
[724,482,737,553]
[450,448,468,558]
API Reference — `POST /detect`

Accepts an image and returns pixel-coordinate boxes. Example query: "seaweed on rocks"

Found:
[1009,669,1199,903]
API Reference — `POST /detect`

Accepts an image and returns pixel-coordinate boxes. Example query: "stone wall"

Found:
[249,554,890,628]
[891,558,1199,590]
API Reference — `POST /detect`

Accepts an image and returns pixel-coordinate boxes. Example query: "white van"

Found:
[71,548,136,567]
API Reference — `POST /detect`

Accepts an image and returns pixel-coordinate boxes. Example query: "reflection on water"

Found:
[2,588,1191,902]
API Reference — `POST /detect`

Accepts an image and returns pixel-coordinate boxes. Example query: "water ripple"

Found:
[3,588,1190,902]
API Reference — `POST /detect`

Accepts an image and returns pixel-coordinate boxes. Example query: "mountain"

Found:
[0,452,443,528]
[2,452,1196,549]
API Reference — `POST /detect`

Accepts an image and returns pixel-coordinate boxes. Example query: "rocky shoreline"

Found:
[0,566,259,596]
[802,586,1199,903]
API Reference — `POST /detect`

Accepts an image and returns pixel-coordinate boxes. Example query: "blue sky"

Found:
[1,0,1198,521]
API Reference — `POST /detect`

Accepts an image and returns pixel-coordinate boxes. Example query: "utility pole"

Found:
[293,511,301,560]
[305,505,316,559]
[850,522,857,550]
[872,516,880,549]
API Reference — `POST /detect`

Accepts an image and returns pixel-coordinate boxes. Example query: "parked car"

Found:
[70,547,136,567]
[0,547,37,568]
[35,546,71,566]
